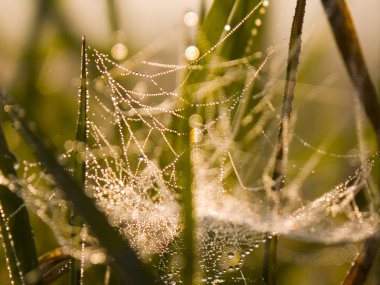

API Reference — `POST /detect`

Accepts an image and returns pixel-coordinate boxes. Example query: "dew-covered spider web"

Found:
[1,0,380,284]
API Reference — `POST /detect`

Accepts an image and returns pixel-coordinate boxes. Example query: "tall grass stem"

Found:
[263,0,307,284]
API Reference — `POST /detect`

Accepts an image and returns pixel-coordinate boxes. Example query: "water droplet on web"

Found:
[3,105,13,113]
[111,43,128,60]
[185,46,200,61]
[255,19,262,27]
[224,24,231,31]
[189,114,203,128]
[184,11,198,27]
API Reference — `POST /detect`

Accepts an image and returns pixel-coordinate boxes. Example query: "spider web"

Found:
[2,0,379,284]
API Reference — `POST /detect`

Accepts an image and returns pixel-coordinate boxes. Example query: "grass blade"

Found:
[342,235,379,285]
[26,248,71,285]
[106,0,120,33]
[321,0,380,145]
[321,1,380,283]
[70,36,88,285]
[178,2,236,284]
[263,1,307,284]
[179,2,267,283]
[0,91,157,285]
[74,37,88,186]
[0,119,40,285]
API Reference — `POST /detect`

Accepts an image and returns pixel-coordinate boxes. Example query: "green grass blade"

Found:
[217,0,262,61]
[198,0,206,27]
[185,0,235,89]
[178,2,236,284]
[74,36,88,185]
[178,2,268,283]
[107,0,120,32]
[0,125,40,285]
[263,1,307,284]
[262,233,278,285]
[70,36,88,285]
[0,91,157,285]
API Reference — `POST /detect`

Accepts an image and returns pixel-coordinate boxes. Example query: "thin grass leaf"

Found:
[71,36,88,285]
[107,0,120,33]
[177,2,236,284]
[263,1,307,284]
[198,0,206,27]
[178,2,267,283]
[342,235,379,285]
[0,121,40,285]
[321,0,380,145]
[74,37,88,187]
[0,91,157,285]
[272,0,307,194]
[217,0,262,61]
[179,1,249,283]
[26,248,71,285]
[321,1,380,283]
[184,0,235,89]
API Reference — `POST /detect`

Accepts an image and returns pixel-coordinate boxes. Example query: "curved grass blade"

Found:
[263,1,307,284]
[0,121,40,285]
[321,0,380,146]
[0,91,157,285]
[321,1,380,283]
[25,248,71,285]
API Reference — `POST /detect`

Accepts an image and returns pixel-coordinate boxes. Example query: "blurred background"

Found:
[0,0,379,284]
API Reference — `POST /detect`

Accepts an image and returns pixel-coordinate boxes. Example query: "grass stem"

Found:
[342,235,379,285]
[321,0,380,145]
[70,36,88,285]
[263,0,307,284]
[321,1,380,283]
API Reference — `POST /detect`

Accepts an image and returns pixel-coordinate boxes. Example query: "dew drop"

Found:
[184,11,198,27]
[111,43,128,60]
[255,19,262,27]
[189,114,203,128]
[185,46,200,61]
[227,252,235,259]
